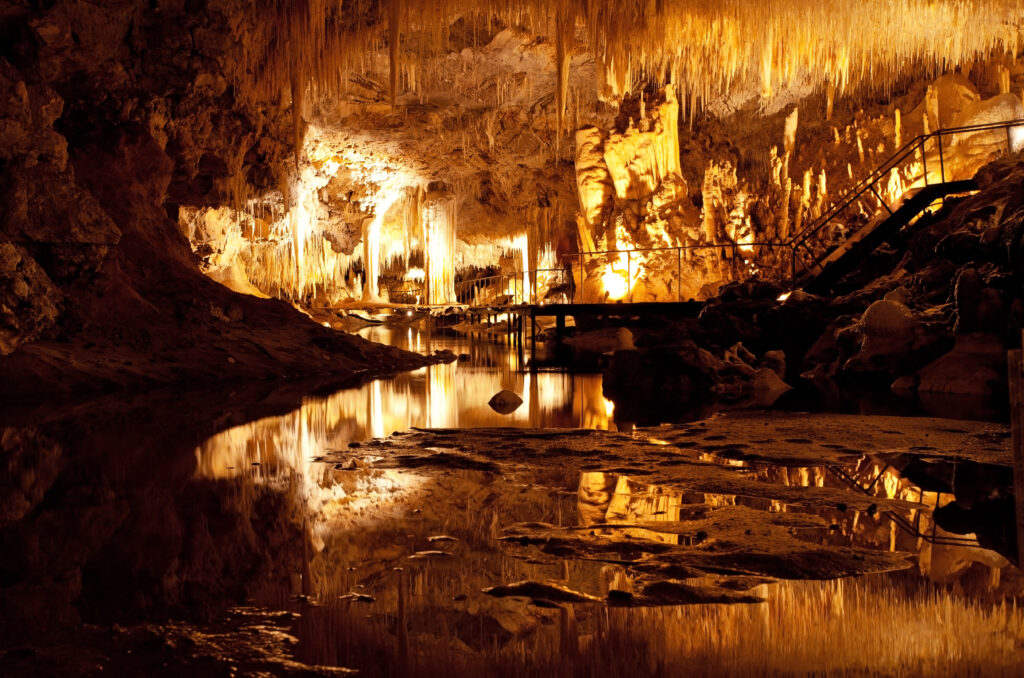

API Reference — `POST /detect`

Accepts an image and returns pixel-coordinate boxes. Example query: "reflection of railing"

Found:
[828,464,980,548]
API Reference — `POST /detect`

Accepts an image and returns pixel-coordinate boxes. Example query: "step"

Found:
[798,179,977,292]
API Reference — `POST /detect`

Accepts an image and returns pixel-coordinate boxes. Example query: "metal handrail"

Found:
[789,118,1024,277]
[451,118,1023,308]
[454,243,795,307]
[454,267,571,306]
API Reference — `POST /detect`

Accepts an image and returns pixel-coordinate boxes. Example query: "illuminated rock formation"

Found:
[2,0,1024,395]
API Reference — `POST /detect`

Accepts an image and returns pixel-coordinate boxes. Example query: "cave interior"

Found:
[3,1,1024,676]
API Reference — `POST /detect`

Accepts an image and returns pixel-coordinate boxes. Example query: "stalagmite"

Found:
[925,85,940,131]
[795,169,812,234]
[779,170,792,241]
[362,217,382,302]
[422,184,457,305]
[998,66,1010,94]
[813,169,828,218]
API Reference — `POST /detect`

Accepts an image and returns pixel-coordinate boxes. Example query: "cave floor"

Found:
[1,328,1022,677]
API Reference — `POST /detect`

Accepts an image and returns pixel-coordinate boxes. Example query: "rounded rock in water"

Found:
[488,389,523,414]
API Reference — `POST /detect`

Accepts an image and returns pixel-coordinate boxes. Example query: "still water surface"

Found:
[188,326,1023,676]
[2,325,1021,676]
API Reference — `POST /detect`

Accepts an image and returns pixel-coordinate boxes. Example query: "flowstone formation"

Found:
[124,2,1024,314]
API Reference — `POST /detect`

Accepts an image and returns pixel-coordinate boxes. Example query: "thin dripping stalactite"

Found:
[388,0,402,107]
[554,4,572,154]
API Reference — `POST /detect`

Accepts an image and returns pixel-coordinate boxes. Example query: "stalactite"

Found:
[389,0,402,106]
[238,0,1021,125]
[554,6,573,152]
[289,53,304,170]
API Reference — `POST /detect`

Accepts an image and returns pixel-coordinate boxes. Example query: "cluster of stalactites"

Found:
[235,1,1022,150]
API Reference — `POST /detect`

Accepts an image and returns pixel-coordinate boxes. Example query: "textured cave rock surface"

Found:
[595,156,1024,414]
[0,1,432,400]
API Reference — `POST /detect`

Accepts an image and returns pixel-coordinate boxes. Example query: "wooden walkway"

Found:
[437,301,704,370]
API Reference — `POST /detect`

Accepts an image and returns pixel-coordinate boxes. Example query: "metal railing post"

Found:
[921,138,928,186]
[937,131,946,183]
[627,250,632,303]
[677,247,682,301]
[790,244,796,289]
[581,252,586,303]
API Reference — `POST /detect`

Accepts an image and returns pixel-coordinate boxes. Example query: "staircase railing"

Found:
[452,118,1023,309]
[789,117,1024,285]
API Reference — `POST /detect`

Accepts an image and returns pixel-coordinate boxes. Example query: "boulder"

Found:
[615,327,636,351]
[488,390,523,415]
[916,333,1006,396]
[841,299,917,381]
[0,243,62,355]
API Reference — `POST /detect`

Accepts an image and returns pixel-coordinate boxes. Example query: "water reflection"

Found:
[267,453,1023,677]
[192,387,1022,676]
[197,327,615,483]
[6,323,1022,676]
[578,461,1013,590]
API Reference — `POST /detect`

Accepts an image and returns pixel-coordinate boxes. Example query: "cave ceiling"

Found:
[232,0,1022,231]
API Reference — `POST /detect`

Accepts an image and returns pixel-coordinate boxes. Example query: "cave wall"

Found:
[0,0,431,399]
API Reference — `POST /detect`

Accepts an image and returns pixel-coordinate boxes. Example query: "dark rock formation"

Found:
[0,2,435,400]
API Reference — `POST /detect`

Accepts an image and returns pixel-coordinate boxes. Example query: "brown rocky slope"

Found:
[0,2,438,400]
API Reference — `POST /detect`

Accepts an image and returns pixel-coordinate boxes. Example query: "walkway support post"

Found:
[677,248,682,301]
[1009,329,1024,567]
